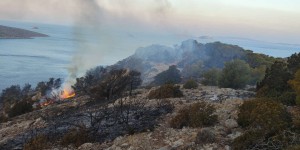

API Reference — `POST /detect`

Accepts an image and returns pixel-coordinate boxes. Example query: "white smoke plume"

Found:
[63,0,174,89]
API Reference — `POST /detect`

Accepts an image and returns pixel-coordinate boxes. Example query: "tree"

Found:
[201,68,222,86]
[249,65,267,85]
[219,59,251,89]
[73,66,107,95]
[127,70,142,96]
[36,78,62,96]
[90,69,142,101]
[257,61,292,98]
[287,53,300,74]
[0,85,21,103]
[8,99,33,118]
[0,84,33,117]
[152,65,181,85]
[288,69,300,105]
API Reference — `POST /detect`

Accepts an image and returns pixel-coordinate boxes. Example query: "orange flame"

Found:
[60,89,75,99]
[40,100,54,107]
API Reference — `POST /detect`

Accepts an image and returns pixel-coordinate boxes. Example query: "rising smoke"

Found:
[64,0,174,90]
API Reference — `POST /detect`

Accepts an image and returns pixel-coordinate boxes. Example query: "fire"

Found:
[60,89,75,99]
[40,101,53,107]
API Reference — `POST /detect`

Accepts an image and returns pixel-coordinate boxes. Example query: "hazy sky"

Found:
[0,0,299,43]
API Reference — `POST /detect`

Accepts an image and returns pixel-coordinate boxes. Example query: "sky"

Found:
[0,0,299,44]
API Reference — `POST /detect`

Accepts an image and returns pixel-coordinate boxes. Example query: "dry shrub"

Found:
[183,79,198,89]
[170,102,217,129]
[195,128,215,145]
[232,129,264,150]
[61,126,92,147]
[0,114,8,123]
[286,145,300,150]
[24,134,49,150]
[290,106,300,130]
[148,84,183,99]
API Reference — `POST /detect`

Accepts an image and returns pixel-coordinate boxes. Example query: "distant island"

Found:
[0,25,48,39]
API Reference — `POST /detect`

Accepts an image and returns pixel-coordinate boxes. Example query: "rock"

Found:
[172,139,183,148]
[158,146,171,150]
[228,131,242,139]
[225,145,231,150]
[120,143,129,148]
[78,143,94,150]
[224,119,238,129]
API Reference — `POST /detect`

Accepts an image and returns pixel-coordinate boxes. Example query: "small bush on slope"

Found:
[183,79,198,89]
[170,102,217,129]
[148,84,183,99]
[233,98,293,150]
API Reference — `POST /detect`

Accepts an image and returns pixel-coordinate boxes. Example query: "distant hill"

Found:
[113,39,279,84]
[0,25,48,39]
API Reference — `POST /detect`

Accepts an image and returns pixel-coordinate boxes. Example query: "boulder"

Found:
[224,119,238,129]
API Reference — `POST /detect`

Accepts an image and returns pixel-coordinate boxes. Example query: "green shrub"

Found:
[183,79,198,89]
[233,130,300,150]
[61,127,92,147]
[219,59,251,89]
[170,102,217,129]
[8,100,33,118]
[232,130,264,150]
[148,84,183,99]
[201,68,221,86]
[24,134,49,150]
[195,128,216,144]
[278,92,296,106]
[238,99,292,134]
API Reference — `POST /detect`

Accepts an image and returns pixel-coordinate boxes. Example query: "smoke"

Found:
[62,0,174,89]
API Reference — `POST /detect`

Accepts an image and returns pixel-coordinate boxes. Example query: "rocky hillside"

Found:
[0,85,255,150]
[0,25,48,39]
[113,40,277,84]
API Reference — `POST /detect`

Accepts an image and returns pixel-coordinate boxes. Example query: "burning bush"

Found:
[87,69,142,101]
[170,102,217,129]
[148,84,183,99]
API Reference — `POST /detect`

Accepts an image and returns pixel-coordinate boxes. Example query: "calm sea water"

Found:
[0,20,299,91]
[0,20,75,91]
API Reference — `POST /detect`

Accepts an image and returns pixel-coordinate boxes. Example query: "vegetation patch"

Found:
[148,84,183,99]
[237,98,291,134]
[183,79,198,89]
[170,102,217,129]
[195,128,216,145]
[24,134,50,150]
[61,126,92,147]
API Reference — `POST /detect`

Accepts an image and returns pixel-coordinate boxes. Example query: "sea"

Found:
[0,20,300,91]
